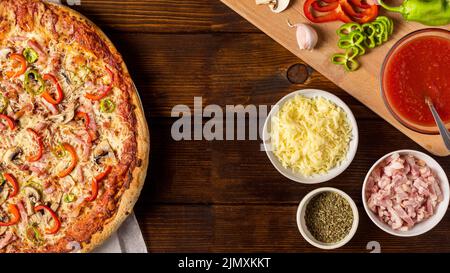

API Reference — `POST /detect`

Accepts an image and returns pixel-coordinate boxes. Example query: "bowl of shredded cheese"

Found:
[263,89,358,184]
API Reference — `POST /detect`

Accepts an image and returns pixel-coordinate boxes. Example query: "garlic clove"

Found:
[288,21,318,51]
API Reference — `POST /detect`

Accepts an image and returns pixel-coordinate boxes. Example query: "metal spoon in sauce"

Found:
[425,96,450,151]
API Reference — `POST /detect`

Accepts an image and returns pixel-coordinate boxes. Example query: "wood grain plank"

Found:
[70,0,257,33]
[107,32,378,119]
[135,205,213,252]
[140,118,450,204]
[135,204,450,252]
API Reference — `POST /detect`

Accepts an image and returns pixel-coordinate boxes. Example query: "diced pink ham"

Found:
[16,201,28,226]
[41,98,59,115]
[378,176,391,189]
[393,205,414,227]
[372,167,381,179]
[387,207,403,230]
[366,153,443,231]
[420,166,431,177]
[28,40,47,57]
[73,165,85,184]
[0,232,15,249]
[426,199,434,216]
[8,36,27,42]
[43,180,56,194]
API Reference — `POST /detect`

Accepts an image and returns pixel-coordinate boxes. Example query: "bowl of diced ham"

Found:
[362,150,449,237]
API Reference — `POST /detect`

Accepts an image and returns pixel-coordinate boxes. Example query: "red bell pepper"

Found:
[57,143,78,178]
[42,74,64,105]
[0,204,21,226]
[304,0,378,23]
[85,66,115,101]
[26,128,44,162]
[75,111,90,129]
[34,205,61,234]
[312,0,339,12]
[339,0,363,18]
[304,0,352,23]
[86,166,112,202]
[349,0,371,8]
[75,111,96,142]
[3,173,19,198]
[5,53,27,79]
[0,114,16,130]
[353,4,379,23]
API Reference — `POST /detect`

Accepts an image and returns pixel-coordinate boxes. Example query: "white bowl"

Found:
[296,187,359,250]
[362,150,450,237]
[262,89,359,184]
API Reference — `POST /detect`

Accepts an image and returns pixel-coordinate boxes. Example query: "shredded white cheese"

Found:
[270,95,352,176]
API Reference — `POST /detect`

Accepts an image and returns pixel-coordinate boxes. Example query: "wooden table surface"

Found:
[72,0,450,253]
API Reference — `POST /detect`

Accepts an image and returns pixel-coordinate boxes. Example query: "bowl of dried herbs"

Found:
[296,187,359,249]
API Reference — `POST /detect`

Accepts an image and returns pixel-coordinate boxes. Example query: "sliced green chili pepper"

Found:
[0,173,5,187]
[100,98,116,113]
[24,180,42,190]
[375,16,394,36]
[65,65,91,88]
[362,23,377,49]
[338,30,366,56]
[23,181,43,197]
[24,69,45,95]
[331,48,360,72]
[0,93,8,113]
[52,143,67,159]
[389,18,394,34]
[336,22,364,38]
[23,48,39,64]
[64,193,76,203]
[378,0,450,26]
[0,174,6,204]
[372,21,389,45]
[26,223,43,245]
[333,16,395,72]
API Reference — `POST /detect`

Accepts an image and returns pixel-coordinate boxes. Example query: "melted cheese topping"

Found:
[0,3,132,251]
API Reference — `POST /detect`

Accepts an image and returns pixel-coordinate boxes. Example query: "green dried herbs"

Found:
[305,192,353,243]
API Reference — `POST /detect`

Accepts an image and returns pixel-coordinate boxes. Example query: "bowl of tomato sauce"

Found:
[381,28,450,135]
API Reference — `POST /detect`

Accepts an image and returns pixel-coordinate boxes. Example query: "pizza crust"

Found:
[45,2,150,253]
[82,85,149,253]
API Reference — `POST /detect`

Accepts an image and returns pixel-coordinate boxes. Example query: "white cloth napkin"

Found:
[93,212,147,253]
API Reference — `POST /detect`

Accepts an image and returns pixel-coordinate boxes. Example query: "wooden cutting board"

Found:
[221,0,450,156]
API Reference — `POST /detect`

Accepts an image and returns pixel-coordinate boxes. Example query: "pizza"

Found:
[0,0,149,252]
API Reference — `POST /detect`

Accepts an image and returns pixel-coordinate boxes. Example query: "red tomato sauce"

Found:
[384,35,450,126]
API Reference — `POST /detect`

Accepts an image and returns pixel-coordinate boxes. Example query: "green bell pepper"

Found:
[331,48,360,72]
[379,0,450,26]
